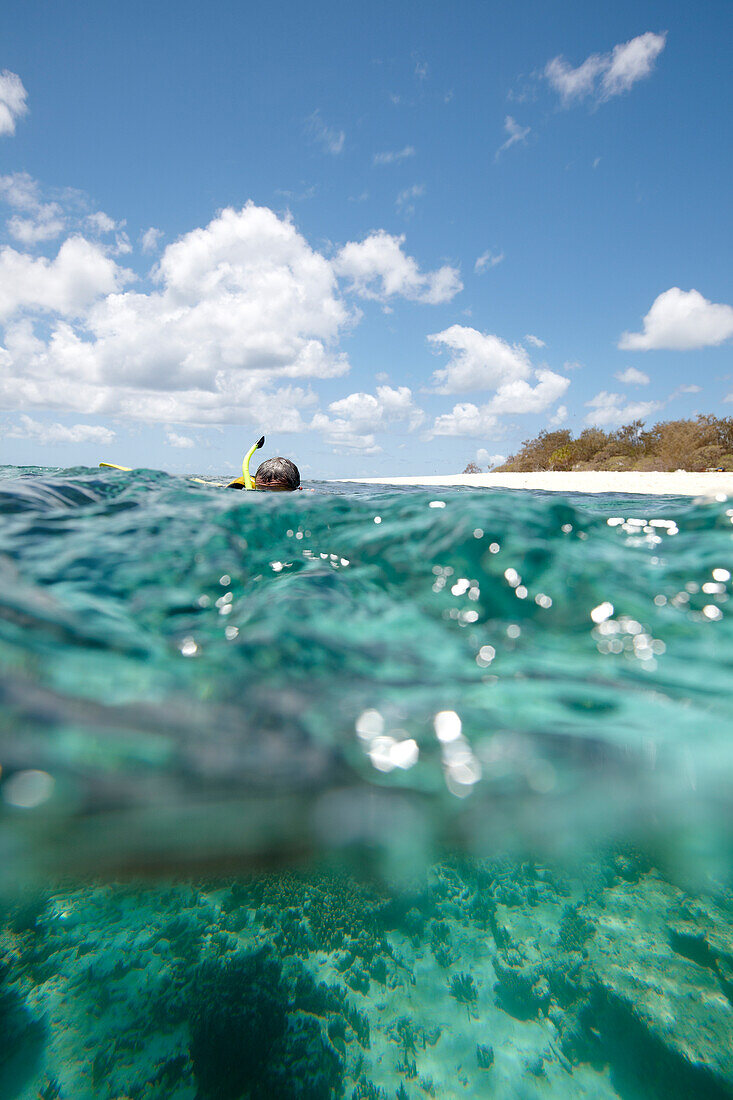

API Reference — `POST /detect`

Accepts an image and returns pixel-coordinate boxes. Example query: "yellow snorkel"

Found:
[243,435,265,489]
[226,435,265,489]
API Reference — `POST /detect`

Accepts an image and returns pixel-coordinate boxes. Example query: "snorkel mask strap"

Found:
[242,435,265,490]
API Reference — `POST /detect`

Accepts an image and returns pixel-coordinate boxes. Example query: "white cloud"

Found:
[584,391,662,427]
[668,383,702,403]
[476,448,505,468]
[306,110,345,155]
[396,183,425,216]
[0,204,351,426]
[86,211,117,234]
[545,53,605,103]
[312,384,423,451]
[615,367,650,385]
[141,227,164,254]
[1,172,66,245]
[0,236,133,321]
[0,71,28,137]
[431,402,498,438]
[428,325,570,437]
[7,212,65,245]
[7,413,115,445]
[474,250,504,274]
[373,146,415,166]
[601,32,667,98]
[524,333,545,347]
[488,369,570,414]
[167,430,195,448]
[428,325,531,393]
[495,116,530,159]
[0,172,41,211]
[113,232,132,256]
[334,230,462,304]
[1,175,126,252]
[545,31,666,106]
[619,288,733,351]
[549,404,568,426]
[1,199,464,432]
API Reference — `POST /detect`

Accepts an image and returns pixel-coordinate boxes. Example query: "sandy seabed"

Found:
[334,471,733,497]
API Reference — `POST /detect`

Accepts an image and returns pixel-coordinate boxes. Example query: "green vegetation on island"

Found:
[492,415,733,473]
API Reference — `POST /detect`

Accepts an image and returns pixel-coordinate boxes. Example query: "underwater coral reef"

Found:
[0,850,731,1099]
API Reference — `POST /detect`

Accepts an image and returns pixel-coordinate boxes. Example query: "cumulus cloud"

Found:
[7,413,115,445]
[0,236,133,320]
[167,430,195,448]
[141,227,164,254]
[545,31,666,106]
[1,174,124,251]
[584,391,662,427]
[524,333,546,348]
[0,204,351,426]
[476,448,505,468]
[615,367,650,385]
[0,71,28,137]
[0,199,466,432]
[306,110,344,155]
[334,230,462,304]
[428,325,532,393]
[86,211,117,235]
[0,172,41,211]
[373,146,415,166]
[427,325,570,437]
[619,287,733,351]
[1,172,66,245]
[431,402,498,438]
[474,250,504,274]
[495,116,530,159]
[8,212,65,245]
[549,404,568,426]
[311,385,423,452]
[486,369,570,414]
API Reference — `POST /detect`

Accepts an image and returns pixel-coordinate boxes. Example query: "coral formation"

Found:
[476,1043,494,1069]
[447,971,478,1018]
[0,853,730,1099]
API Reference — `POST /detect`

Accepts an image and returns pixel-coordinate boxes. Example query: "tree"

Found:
[491,415,732,472]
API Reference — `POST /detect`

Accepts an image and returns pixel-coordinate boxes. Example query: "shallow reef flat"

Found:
[1,849,731,1100]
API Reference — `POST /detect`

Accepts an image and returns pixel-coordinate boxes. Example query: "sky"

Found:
[0,0,732,477]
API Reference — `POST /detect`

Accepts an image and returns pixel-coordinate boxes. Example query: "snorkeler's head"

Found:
[254,457,301,491]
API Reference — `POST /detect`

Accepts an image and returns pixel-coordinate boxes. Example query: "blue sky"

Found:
[1,0,731,476]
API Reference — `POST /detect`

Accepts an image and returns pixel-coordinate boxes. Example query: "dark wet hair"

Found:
[255,457,300,490]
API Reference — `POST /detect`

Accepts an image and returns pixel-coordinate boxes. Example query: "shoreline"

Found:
[332,470,733,497]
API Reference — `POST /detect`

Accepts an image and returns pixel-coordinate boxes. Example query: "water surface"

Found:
[0,466,731,1098]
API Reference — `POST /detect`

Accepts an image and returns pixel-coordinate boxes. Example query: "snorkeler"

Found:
[227,436,302,491]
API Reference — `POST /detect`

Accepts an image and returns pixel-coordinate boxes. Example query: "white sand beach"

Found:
[334,471,733,497]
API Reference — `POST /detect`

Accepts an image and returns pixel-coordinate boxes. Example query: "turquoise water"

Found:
[0,466,731,1098]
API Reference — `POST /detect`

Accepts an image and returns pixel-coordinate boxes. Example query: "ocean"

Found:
[0,465,731,1099]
